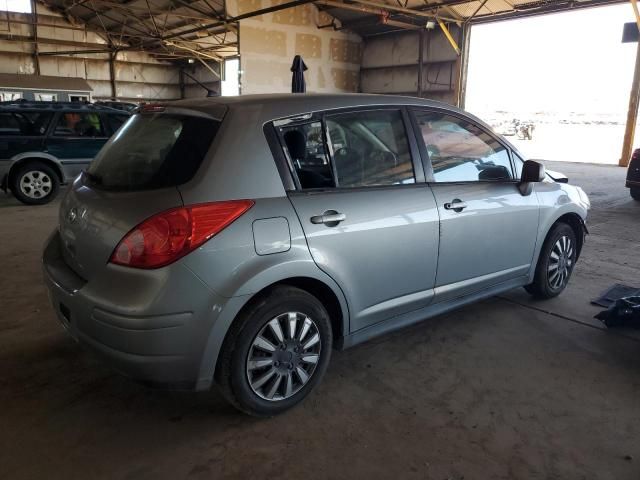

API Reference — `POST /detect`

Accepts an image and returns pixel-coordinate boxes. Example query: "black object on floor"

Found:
[591,283,640,308]
[595,296,640,328]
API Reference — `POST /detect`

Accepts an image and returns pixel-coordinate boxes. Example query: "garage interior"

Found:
[1,0,640,479]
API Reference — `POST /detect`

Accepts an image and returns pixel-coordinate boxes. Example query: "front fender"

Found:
[527,182,589,282]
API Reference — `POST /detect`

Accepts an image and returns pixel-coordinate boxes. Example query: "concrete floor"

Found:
[1,161,639,479]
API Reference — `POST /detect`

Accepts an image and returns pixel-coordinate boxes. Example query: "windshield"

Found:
[87,113,220,191]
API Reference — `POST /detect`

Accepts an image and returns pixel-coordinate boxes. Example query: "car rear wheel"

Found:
[631,186,640,201]
[524,223,577,299]
[11,162,60,205]
[216,286,332,416]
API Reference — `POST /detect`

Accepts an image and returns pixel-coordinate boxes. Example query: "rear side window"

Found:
[0,111,52,136]
[87,113,219,191]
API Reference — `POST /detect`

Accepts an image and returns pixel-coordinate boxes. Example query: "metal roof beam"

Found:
[161,0,317,41]
[318,0,459,23]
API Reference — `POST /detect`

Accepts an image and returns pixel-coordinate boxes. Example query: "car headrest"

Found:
[479,165,511,181]
[284,129,306,160]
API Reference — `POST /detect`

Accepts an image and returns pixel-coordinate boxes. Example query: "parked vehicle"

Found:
[626,148,640,200]
[0,101,131,204]
[42,94,590,416]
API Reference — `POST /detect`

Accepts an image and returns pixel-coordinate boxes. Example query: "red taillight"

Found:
[110,200,254,269]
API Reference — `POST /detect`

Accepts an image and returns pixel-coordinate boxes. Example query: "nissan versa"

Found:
[43,94,590,416]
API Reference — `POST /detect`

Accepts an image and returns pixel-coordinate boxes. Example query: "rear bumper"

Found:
[42,231,227,390]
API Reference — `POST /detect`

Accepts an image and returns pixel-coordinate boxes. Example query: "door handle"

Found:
[443,199,467,212]
[310,210,346,226]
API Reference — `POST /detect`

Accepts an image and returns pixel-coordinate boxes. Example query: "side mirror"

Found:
[518,160,545,196]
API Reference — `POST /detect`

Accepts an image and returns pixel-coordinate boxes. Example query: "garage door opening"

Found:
[465,4,637,165]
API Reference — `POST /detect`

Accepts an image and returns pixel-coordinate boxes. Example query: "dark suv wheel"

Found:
[631,186,640,201]
[217,286,332,417]
[525,223,577,299]
[11,161,60,205]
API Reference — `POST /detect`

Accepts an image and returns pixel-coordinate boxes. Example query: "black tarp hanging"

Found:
[291,55,307,93]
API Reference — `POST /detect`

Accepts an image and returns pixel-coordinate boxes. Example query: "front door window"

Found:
[54,112,105,137]
[414,112,513,182]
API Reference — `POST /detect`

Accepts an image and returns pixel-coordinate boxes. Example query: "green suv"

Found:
[0,101,130,204]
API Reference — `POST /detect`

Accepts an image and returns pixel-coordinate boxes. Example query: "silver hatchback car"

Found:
[43,94,590,416]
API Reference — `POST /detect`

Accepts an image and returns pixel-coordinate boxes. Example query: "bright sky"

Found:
[466,3,638,116]
[0,0,30,13]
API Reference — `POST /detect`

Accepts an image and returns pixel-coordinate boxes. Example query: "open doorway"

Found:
[221,58,239,96]
[465,4,637,165]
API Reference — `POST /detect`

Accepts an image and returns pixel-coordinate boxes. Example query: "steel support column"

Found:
[30,0,40,75]
[417,28,424,97]
[109,51,117,99]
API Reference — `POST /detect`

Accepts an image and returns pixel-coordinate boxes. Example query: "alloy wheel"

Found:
[246,312,321,401]
[19,170,53,199]
[548,235,574,290]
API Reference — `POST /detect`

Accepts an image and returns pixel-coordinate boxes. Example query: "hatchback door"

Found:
[58,110,222,280]
[280,108,440,333]
[46,111,110,179]
[411,108,539,302]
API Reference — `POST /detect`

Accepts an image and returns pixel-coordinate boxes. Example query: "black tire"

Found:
[524,222,577,299]
[216,286,333,417]
[10,161,60,205]
[631,187,640,201]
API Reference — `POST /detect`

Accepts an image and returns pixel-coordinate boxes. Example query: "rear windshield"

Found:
[86,113,220,191]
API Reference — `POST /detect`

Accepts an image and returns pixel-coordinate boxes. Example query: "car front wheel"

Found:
[525,223,577,299]
[217,286,332,416]
[11,162,60,205]
[631,186,640,201]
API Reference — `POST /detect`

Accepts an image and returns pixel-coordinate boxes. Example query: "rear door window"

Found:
[87,113,219,191]
[280,121,335,189]
[278,109,415,189]
[54,112,106,137]
[325,110,415,187]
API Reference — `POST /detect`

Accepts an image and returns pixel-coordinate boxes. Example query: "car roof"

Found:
[163,93,487,129]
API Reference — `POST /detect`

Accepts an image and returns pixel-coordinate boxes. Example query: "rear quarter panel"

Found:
[178,104,287,202]
[180,197,350,390]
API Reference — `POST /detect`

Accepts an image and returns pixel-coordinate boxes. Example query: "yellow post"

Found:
[437,19,461,56]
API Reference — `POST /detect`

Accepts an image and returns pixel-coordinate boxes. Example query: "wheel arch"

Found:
[550,212,586,260]
[528,208,587,284]
[8,154,64,189]
[196,272,349,392]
